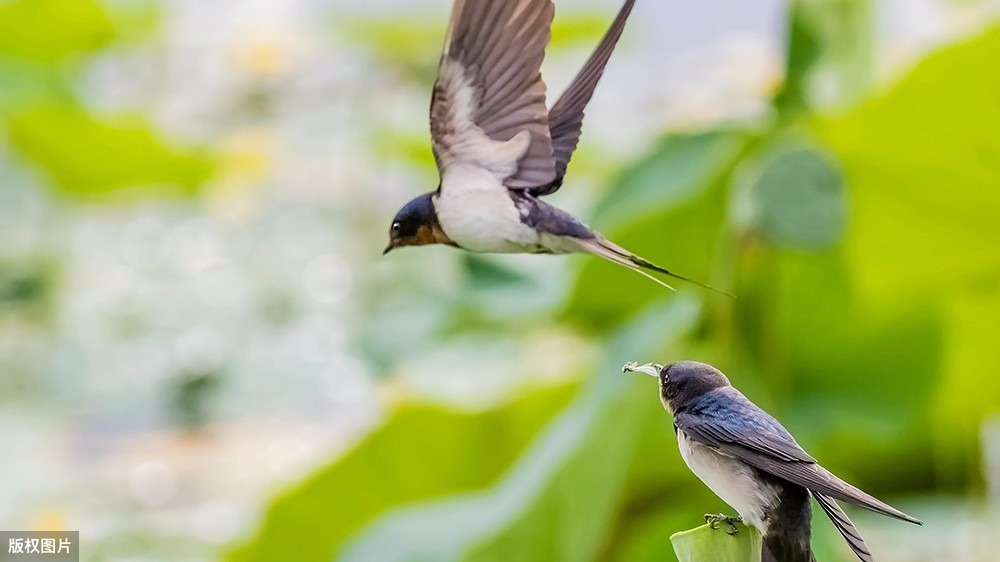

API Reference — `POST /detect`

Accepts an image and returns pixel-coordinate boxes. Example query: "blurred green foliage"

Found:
[344,12,628,83]
[813,23,1000,489]
[743,145,845,249]
[226,8,1000,562]
[2,0,989,559]
[0,262,49,307]
[0,0,114,63]
[776,0,872,114]
[6,107,212,197]
[0,260,54,326]
[0,0,214,199]
[228,383,578,562]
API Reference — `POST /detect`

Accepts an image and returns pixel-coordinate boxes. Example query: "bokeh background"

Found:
[1,0,999,560]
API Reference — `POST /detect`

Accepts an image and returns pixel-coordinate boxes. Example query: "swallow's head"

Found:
[624,360,730,412]
[384,192,453,255]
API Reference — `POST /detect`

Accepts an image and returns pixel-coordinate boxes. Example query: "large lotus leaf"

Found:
[0,0,114,64]
[334,297,701,562]
[0,59,74,111]
[813,24,1000,301]
[4,107,213,198]
[725,25,1000,496]
[226,382,577,562]
[728,242,941,496]
[566,131,748,331]
[738,144,847,250]
[932,290,1000,486]
[792,23,1000,488]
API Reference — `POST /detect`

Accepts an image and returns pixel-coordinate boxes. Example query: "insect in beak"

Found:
[622,362,663,378]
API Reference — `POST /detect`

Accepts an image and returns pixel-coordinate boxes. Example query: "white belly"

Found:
[435,164,542,253]
[678,431,778,532]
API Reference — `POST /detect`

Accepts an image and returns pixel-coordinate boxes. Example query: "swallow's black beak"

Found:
[383,244,394,256]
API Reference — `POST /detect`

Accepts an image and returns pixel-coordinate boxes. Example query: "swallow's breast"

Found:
[435,164,542,253]
[677,430,779,533]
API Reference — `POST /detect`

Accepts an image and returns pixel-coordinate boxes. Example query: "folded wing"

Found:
[675,391,921,525]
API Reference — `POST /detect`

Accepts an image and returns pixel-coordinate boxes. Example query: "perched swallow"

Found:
[624,360,922,562]
[383,0,720,292]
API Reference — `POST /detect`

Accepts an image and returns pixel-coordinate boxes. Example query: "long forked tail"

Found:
[573,237,733,297]
[812,492,874,562]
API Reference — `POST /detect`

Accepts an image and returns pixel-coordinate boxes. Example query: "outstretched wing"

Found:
[537,0,636,195]
[430,0,557,189]
[675,389,921,525]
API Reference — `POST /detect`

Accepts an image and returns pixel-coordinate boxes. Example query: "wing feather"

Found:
[430,0,556,189]
[812,492,874,562]
[537,0,636,195]
[674,390,921,526]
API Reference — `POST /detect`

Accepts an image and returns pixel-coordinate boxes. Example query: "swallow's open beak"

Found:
[622,362,662,378]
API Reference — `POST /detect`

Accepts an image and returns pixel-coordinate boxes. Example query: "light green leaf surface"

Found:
[671,524,762,562]
[0,0,205,201]
[226,382,578,562]
[775,0,873,114]
[933,290,1000,486]
[591,131,748,233]
[5,107,213,198]
[815,24,1000,300]
[334,297,699,562]
[461,298,701,562]
[741,145,846,250]
[567,131,747,330]
[0,59,74,111]
[0,0,115,63]
[727,24,1000,497]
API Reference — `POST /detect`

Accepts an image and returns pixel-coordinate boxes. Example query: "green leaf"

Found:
[729,244,942,493]
[932,290,1000,487]
[775,0,873,115]
[591,131,747,232]
[0,259,55,323]
[0,58,75,111]
[725,24,1000,497]
[738,144,846,250]
[101,0,162,45]
[334,298,701,562]
[813,24,1000,299]
[462,254,534,290]
[0,0,115,64]
[4,107,213,198]
[670,524,762,562]
[566,131,748,330]
[226,382,578,562]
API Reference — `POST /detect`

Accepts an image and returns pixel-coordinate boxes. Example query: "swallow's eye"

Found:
[391,222,401,234]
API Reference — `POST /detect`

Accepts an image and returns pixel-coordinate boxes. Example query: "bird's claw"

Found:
[704,513,742,535]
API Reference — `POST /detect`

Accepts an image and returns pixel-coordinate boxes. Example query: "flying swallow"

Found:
[624,360,922,562]
[383,0,722,293]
